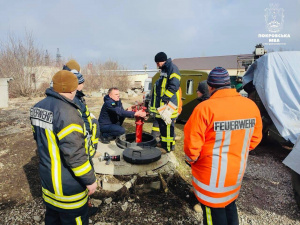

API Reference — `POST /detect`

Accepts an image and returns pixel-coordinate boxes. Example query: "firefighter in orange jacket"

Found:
[184,67,262,225]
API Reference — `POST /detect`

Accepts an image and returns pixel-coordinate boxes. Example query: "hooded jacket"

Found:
[98,95,135,126]
[197,80,210,102]
[150,58,181,118]
[30,88,96,212]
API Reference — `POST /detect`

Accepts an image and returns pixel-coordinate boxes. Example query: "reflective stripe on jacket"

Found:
[30,88,96,212]
[184,88,262,208]
[150,58,181,118]
[74,90,97,157]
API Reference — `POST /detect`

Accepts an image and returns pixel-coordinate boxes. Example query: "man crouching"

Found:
[98,87,146,143]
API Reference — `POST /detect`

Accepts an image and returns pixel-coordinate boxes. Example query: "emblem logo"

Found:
[264,3,284,33]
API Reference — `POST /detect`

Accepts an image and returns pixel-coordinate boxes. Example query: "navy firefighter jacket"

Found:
[150,58,181,118]
[98,95,135,126]
[30,88,96,212]
[73,90,92,132]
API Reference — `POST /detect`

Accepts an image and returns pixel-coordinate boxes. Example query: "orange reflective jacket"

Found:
[184,88,262,208]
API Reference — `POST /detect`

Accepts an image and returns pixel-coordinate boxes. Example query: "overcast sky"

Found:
[0,0,299,70]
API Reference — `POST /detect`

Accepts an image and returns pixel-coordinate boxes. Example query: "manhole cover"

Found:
[123,146,161,164]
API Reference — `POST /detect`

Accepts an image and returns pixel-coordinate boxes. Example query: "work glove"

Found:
[90,112,96,119]
[157,102,177,125]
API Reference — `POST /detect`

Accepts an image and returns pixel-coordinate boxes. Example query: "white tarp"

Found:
[243,51,300,144]
[283,136,300,174]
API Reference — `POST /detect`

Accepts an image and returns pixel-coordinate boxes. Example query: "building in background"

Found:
[0,78,13,108]
[24,66,59,90]
[173,54,254,77]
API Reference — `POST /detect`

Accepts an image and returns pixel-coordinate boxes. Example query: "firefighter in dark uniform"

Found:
[63,60,100,158]
[150,52,181,152]
[30,70,97,225]
[98,87,146,143]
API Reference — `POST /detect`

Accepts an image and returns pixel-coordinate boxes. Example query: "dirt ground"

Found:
[0,95,300,225]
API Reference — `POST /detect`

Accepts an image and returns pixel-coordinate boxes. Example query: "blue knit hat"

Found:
[73,71,85,84]
[63,60,84,84]
[207,67,231,88]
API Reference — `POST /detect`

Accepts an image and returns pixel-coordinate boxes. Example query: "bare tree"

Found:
[0,32,55,97]
[81,59,131,92]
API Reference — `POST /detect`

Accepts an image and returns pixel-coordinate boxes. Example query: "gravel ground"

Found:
[0,96,299,224]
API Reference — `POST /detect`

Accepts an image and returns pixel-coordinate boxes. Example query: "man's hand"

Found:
[126,106,133,111]
[86,181,97,196]
[134,110,146,118]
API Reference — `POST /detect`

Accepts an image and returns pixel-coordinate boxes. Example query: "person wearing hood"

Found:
[63,60,100,159]
[196,80,210,102]
[98,87,146,144]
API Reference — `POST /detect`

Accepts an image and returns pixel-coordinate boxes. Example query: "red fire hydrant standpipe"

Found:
[132,103,148,143]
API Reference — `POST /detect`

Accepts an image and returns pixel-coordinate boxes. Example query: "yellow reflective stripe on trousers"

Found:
[165,90,174,98]
[205,206,213,225]
[72,160,92,177]
[76,216,82,225]
[42,187,88,202]
[46,129,63,196]
[57,124,83,140]
[167,123,171,151]
[160,78,167,107]
[161,136,173,142]
[43,193,88,210]
[170,73,181,81]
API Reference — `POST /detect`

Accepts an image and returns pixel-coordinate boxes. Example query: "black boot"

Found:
[88,206,99,217]
[100,132,110,144]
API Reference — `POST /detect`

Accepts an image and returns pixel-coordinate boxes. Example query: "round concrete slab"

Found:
[92,140,170,175]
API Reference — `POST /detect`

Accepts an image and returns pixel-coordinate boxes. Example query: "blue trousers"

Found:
[100,124,125,138]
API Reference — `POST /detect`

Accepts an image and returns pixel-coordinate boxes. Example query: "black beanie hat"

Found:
[154,52,167,62]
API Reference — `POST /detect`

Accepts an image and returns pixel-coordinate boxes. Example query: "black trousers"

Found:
[45,204,88,225]
[151,117,160,138]
[200,200,239,225]
[156,118,175,152]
